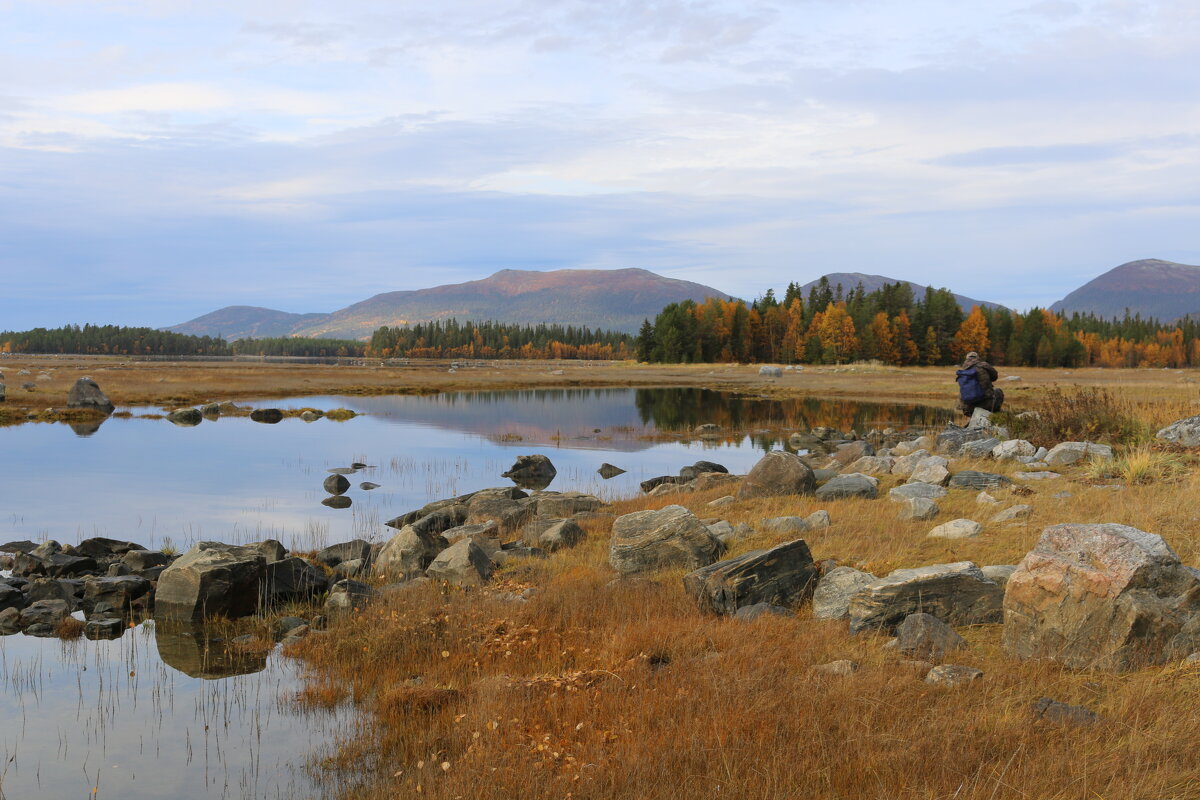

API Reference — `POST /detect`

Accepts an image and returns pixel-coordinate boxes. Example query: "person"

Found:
[955,351,1004,418]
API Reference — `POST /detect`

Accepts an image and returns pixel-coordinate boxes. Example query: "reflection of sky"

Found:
[0,389,776,551]
[0,623,353,800]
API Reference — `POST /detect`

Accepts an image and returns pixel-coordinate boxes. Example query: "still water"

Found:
[0,388,948,799]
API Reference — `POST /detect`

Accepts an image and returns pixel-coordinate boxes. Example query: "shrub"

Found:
[1003,386,1147,447]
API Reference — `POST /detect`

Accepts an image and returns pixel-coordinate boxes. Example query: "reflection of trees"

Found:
[634,389,951,433]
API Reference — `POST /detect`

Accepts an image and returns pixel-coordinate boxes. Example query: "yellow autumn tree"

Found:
[870,311,899,364]
[951,306,990,363]
[816,302,859,363]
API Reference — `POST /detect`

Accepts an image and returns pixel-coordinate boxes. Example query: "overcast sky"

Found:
[1,0,1198,329]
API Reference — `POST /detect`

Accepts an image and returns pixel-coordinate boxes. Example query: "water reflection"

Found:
[155,622,268,679]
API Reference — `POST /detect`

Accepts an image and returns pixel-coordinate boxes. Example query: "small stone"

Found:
[360,482,381,490]
[898,497,939,522]
[1032,697,1099,725]
[1014,471,1060,481]
[976,491,999,505]
[928,519,983,539]
[323,474,351,495]
[804,510,832,530]
[895,612,966,662]
[760,516,809,534]
[924,664,983,687]
[733,603,790,621]
[811,659,859,676]
[990,504,1033,523]
[707,495,735,508]
[598,463,627,479]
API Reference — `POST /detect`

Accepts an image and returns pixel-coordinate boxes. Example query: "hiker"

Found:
[955,351,1003,418]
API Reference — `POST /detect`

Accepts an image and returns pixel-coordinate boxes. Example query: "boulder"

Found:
[75,537,146,560]
[265,557,329,604]
[737,451,816,500]
[1044,442,1114,467]
[976,492,999,505]
[934,425,992,456]
[166,408,202,426]
[924,665,983,687]
[247,539,287,563]
[682,539,818,615]
[832,440,874,466]
[928,519,983,539]
[907,457,951,486]
[812,566,877,620]
[959,438,1002,459]
[67,377,114,414]
[81,575,152,617]
[895,612,966,661]
[20,599,71,629]
[535,492,602,518]
[532,519,586,553]
[992,439,1036,461]
[323,474,351,495]
[948,471,1012,491]
[899,497,939,521]
[815,473,878,501]
[691,472,740,492]
[1003,523,1200,671]
[1156,416,1200,447]
[155,543,266,622]
[249,408,284,424]
[845,455,894,476]
[990,504,1033,524]
[848,561,1003,633]
[888,483,948,502]
[890,450,930,477]
[325,579,374,614]
[467,495,535,533]
[805,510,832,530]
[609,505,724,575]
[426,539,494,586]
[759,365,783,377]
[375,526,449,578]
[967,408,993,429]
[501,454,557,489]
[315,539,371,568]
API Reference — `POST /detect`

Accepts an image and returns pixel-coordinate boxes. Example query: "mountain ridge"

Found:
[1050,259,1200,321]
[797,273,1004,313]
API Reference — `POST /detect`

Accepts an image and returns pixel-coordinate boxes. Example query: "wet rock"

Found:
[167,408,202,426]
[200,403,221,418]
[501,454,557,489]
[1032,697,1099,725]
[990,504,1033,523]
[849,561,1003,633]
[155,622,267,678]
[948,471,1012,491]
[609,505,724,575]
[250,408,284,424]
[325,579,375,615]
[300,410,321,422]
[736,451,816,500]
[155,542,266,622]
[67,377,114,414]
[895,612,966,662]
[682,539,818,615]
[815,473,878,501]
[1045,441,1113,467]
[924,664,982,687]
[928,519,983,539]
[598,463,626,479]
[426,539,494,586]
[813,566,877,620]
[899,497,939,521]
[733,603,790,621]
[84,617,125,639]
[1003,523,1200,671]
[888,483,948,502]
[323,474,351,495]
[266,557,329,604]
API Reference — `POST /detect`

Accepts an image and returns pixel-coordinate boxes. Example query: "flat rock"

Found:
[924,664,983,687]
[849,561,1003,633]
[1014,471,1060,481]
[948,471,1012,490]
[1045,441,1114,467]
[990,504,1033,523]
[815,473,878,501]
[682,539,818,615]
[609,505,724,575]
[928,519,983,539]
[813,566,877,620]
[888,483,948,502]
[760,516,809,534]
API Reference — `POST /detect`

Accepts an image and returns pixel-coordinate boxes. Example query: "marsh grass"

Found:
[55,616,85,640]
[1003,386,1148,447]
[1087,445,1192,486]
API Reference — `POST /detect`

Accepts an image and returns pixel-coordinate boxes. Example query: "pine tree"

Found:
[635,320,655,362]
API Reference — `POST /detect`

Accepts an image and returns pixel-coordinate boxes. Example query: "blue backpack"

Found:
[956,367,986,405]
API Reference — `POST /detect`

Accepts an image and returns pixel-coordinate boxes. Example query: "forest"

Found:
[636,277,1200,368]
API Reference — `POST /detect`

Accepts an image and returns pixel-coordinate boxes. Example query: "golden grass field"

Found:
[9,355,1200,797]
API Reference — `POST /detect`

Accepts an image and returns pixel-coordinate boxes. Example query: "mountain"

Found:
[168,268,732,340]
[167,306,327,341]
[1050,259,1200,321]
[797,273,1003,312]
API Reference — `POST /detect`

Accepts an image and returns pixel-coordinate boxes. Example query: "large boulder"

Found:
[375,525,450,578]
[81,575,152,617]
[609,505,724,575]
[535,492,602,518]
[467,495,535,533]
[934,425,992,456]
[154,542,266,622]
[1044,442,1114,467]
[67,377,114,414]
[1156,416,1200,447]
[1003,523,1200,671]
[682,539,818,615]
[907,457,951,486]
[832,440,874,466]
[315,539,371,568]
[426,539,494,586]
[815,473,878,501]
[265,557,329,604]
[736,451,816,500]
[848,561,1003,633]
[501,454,557,489]
[812,566,877,620]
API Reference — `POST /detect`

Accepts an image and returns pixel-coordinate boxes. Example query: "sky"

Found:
[1,0,1199,329]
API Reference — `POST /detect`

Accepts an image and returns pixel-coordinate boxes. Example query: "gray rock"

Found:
[890,450,931,477]
[249,408,284,424]
[992,439,1036,460]
[716,523,753,546]
[19,598,71,629]
[899,497,939,521]
[907,456,951,486]
[300,411,321,422]
[976,491,999,505]
[967,408,993,429]
[980,565,1017,587]
[81,576,152,617]
[1014,471,1060,481]
[501,454,557,489]
[928,519,983,539]
[959,438,1002,459]
[1156,415,1200,446]
[682,539,818,615]
[426,539,494,586]
[733,603,790,621]
[315,540,370,568]
[122,549,171,572]
[736,451,816,500]
[537,519,587,552]
[707,495,736,508]
[758,365,783,377]
[84,618,125,639]
[467,494,535,532]
[811,659,859,676]
[155,542,266,622]
[1032,697,1099,725]
[325,579,374,614]
[67,377,114,414]
[832,440,875,466]
[1045,441,1114,467]
[849,561,1003,633]
[924,664,983,687]
[845,455,894,476]
[375,525,449,579]
[265,557,328,604]
[609,505,724,575]
[990,504,1033,523]
[360,482,380,490]
[760,516,809,534]
[167,408,202,426]
[323,474,351,495]
[895,612,966,661]
[0,584,23,614]
[321,495,352,509]
[813,566,877,620]
[888,483,948,502]
[948,471,1013,490]
[1003,523,1200,671]
[535,492,602,518]
[815,473,878,501]
[805,510,832,530]
[934,425,992,456]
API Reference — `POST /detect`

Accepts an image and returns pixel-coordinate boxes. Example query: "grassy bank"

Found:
[291,449,1200,799]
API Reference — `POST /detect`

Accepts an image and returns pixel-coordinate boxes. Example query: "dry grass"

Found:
[55,616,85,640]
[292,465,1200,799]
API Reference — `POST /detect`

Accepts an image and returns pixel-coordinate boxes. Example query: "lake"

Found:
[0,388,949,799]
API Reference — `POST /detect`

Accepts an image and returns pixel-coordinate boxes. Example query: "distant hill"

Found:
[1050,259,1200,321]
[797,273,1003,312]
[168,268,732,339]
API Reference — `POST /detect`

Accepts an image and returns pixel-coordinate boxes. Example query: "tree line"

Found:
[636,277,1200,368]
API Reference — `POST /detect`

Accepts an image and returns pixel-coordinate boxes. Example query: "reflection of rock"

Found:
[322,495,352,509]
[501,454,557,490]
[250,408,283,424]
[167,408,203,426]
[155,622,267,679]
[598,463,626,479]
[69,419,106,437]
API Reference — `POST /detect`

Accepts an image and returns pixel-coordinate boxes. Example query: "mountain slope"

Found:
[167,306,327,341]
[1050,259,1200,321]
[169,268,732,339]
[798,273,1003,312]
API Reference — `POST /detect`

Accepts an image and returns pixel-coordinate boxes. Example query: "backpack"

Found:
[956,367,987,405]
